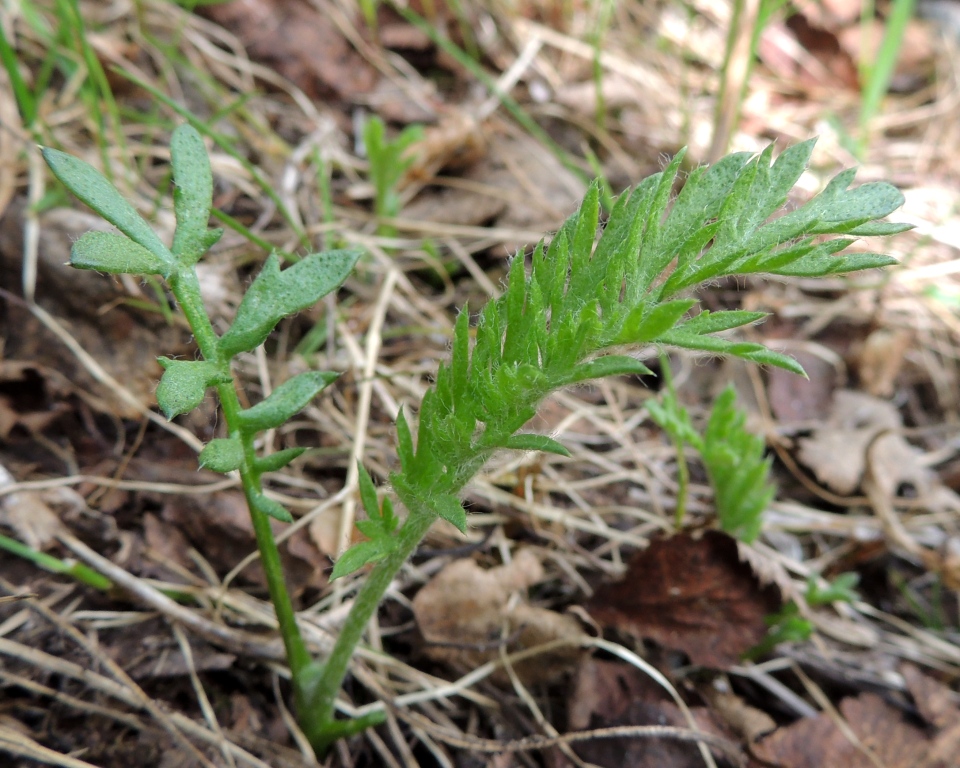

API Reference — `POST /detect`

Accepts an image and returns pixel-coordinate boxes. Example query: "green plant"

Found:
[41,123,368,750]
[43,130,906,755]
[647,378,776,542]
[856,0,917,158]
[363,115,423,238]
[750,572,861,657]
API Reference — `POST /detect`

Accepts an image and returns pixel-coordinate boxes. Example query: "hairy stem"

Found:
[167,267,313,714]
[305,501,435,752]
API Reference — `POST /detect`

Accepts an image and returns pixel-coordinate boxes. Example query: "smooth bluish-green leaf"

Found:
[254,447,307,473]
[565,355,653,384]
[199,438,245,473]
[155,358,227,419]
[41,147,174,268]
[504,433,571,457]
[430,494,467,533]
[219,250,362,357]
[71,231,173,277]
[170,123,215,264]
[238,371,339,431]
[251,493,294,523]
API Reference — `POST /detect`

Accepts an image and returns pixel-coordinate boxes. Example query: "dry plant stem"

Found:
[166,267,313,716]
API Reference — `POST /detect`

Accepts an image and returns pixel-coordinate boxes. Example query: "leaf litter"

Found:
[1,0,960,766]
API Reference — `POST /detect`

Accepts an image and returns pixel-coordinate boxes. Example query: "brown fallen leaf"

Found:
[797,389,905,496]
[401,127,585,252]
[856,328,912,399]
[754,692,932,768]
[767,348,839,425]
[566,657,737,768]
[412,549,584,685]
[200,0,376,101]
[586,531,782,668]
[160,490,327,593]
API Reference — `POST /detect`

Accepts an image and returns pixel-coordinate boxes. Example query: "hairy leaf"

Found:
[155,358,228,419]
[170,123,218,264]
[71,231,173,277]
[219,251,361,357]
[565,355,653,384]
[386,140,903,540]
[254,447,308,473]
[251,493,294,523]
[42,147,174,269]
[238,371,340,432]
[503,433,571,457]
[702,387,776,542]
[199,438,245,473]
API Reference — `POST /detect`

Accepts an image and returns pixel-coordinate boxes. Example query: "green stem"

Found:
[167,266,313,718]
[305,499,436,753]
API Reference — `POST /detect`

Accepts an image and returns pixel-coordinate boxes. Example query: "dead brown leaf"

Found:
[857,328,912,399]
[401,127,584,250]
[754,693,932,768]
[412,549,584,685]
[586,531,782,668]
[160,490,327,593]
[201,0,376,101]
[566,657,737,768]
[797,389,905,496]
[767,349,838,424]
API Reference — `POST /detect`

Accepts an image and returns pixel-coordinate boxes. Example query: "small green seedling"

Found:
[363,115,423,237]
[43,129,906,755]
[647,376,776,543]
[751,572,861,657]
[806,571,861,606]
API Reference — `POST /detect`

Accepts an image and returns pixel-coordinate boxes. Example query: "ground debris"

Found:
[586,531,782,668]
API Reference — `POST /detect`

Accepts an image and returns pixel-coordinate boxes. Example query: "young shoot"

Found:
[42,128,907,755]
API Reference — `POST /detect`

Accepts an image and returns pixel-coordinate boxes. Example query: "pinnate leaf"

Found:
[219,250,361,358]
[238,371,339,431]
[702,387,776,543]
